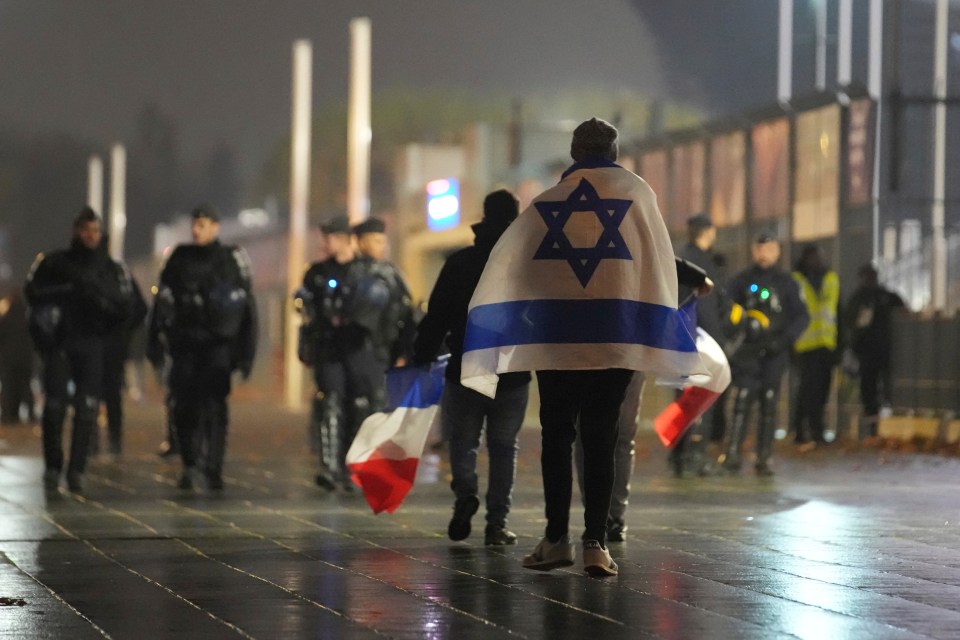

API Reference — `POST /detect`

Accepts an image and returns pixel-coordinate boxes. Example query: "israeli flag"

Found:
[461,161,703,397]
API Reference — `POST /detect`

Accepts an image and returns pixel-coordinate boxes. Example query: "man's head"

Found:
[353,217,388,261]
[481,189,519,229]
[687,213,716,249]
[751,231,781,269]
[73,206,103,250]
[190,202,221,246]
[320,215,355,262]
[858,262,879,287]
[570,117,619,163]
[797,244,824,272]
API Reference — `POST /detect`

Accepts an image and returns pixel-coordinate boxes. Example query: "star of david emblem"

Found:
[532,178,633,287]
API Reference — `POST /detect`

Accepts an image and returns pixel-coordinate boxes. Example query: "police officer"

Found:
[24,207,142,493]
[148,203,257,492]
[300,215,390,491]
[352,217,417,367]
[670,213,728,476]
[91,259,147,457]
[721,232,808,476]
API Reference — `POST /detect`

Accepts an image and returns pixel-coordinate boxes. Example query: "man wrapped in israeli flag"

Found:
[461,118,703,577]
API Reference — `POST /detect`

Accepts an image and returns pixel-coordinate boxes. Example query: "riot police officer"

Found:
[24,207,142,493]
[721,232,808,476]
[300,215,391,491]
[352,217,417,367]
[148,203,257,492]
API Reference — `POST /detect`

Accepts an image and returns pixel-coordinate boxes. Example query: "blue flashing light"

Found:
[749,283,758,293]
[327,278,338,289]
[426,178,460,231]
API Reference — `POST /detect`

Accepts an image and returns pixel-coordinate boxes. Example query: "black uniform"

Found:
[300,254,391,489]
[93,273,147,455]
[0,292,35,424]
[722,263,809,473]
[148,241,257,489]
[368,260,417,367]
[24,239,142,490]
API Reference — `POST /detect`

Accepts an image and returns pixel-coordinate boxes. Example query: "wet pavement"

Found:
[1,398,959,639]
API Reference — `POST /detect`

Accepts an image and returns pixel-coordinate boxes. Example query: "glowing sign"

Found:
[426,178,460,231]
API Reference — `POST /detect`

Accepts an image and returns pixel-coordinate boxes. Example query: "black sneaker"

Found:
[315,471,337,491]
[206,474,224,491]
[484,525,517,546]
[606,520,628,543]
[66,471,84,494]
[42,469,61,492]
[755,462,775,477]
[447,495,479,541]
[178,467,199,491]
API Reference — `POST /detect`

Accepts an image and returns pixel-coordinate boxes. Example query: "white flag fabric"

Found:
[461,161,704,397]
[653,325,732,448]
[346,358,446,514]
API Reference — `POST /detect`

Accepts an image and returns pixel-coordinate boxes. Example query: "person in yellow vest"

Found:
[791,245,839,449]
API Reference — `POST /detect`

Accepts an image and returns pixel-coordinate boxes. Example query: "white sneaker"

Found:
[522,535,575,571]
[583,540,618,577]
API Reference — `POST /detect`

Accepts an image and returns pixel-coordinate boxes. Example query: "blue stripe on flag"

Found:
[385,357,448,410]
[463,299,697,353]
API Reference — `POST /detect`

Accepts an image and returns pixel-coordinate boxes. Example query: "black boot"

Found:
[755,388,778,476]
[722,388,753,472]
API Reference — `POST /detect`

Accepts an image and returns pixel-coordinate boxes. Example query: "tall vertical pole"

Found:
[108,144,126,261]
[87,155,103,216]
[286,39,312,410]
[930,0,948,309]
[347,17,371,225]
[869,0,883,263]
[778,0,794,103]
[814,0,827,91]
[837,0,852,86]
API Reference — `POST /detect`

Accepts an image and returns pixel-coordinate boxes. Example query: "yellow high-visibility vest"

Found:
[793,270,839,353]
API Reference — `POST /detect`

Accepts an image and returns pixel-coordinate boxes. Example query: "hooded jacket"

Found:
[413,221,530,390]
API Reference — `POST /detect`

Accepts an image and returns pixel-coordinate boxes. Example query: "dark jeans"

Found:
[0,361,34,423]
[170,343,232,478]
[856,350,891,419]
[537,368,633,545]
[574,371,645,524]
[792,348,835,443]
[101,334,126,450]
[40,337,105,475]
[443,380,528,528]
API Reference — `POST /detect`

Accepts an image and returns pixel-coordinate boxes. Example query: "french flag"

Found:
[653,325,731,447]
[346,358,447,514]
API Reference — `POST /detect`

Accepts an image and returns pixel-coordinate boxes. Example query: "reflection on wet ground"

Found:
[0,400,958,639]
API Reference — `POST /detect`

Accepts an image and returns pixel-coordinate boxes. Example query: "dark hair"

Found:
[73,206,101,229]
[570,118,618,162]
[481,189,519,227]
[191,202,221,222]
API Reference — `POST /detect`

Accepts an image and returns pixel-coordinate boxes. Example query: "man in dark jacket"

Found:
[148,203,258,492]
[670,213,728,476]
[844,263,905,436]
[0,290,35,425]
[24,207,142,493]
[413,190,530,546]
[721,231,809,476]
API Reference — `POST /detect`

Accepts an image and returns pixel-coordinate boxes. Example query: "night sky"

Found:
[1,0,858,272]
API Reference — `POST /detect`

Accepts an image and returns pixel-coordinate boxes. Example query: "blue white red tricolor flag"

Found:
[653,325,732,447]
[346,358,447,514]
[461,160,704,397]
